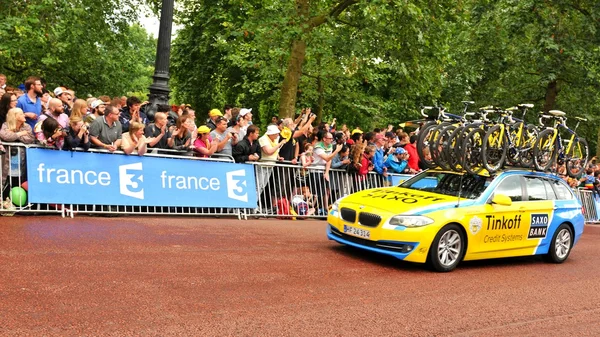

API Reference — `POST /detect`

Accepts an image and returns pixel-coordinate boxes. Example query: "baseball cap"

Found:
[197,125,211,134]
[395,147,407,155]
[266,125,280,135]
[53,87,64,96]
[239,108,252,117]
[209,109,223,117]
[351,128,363,136]
[90,99,106,109]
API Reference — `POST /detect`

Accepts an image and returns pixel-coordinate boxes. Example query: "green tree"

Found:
[0,0,156,97]
[441,0,600,153]
[172,0,461,127]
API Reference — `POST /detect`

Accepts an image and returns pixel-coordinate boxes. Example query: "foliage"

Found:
[0,0,156,98]
[440,0,600,153]
[171,0,459,128]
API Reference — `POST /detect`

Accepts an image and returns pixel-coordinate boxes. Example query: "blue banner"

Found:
[26,148,257,207]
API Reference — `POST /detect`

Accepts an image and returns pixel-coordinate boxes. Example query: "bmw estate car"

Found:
[327,170,585,272]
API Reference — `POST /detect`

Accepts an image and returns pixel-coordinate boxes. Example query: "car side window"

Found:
[543,179,557,200]
[525,177,548,201]
[552,180,575,200]
[495,175,523,202]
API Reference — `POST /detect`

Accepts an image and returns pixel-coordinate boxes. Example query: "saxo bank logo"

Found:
[118,163,144,199]
[226,169,248,202]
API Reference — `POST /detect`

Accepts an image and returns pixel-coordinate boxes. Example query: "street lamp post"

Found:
[146,0,175,120]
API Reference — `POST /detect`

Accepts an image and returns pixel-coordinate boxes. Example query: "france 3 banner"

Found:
[25,148,257,207]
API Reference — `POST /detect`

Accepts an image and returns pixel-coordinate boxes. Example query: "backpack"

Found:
[276,198,291,219]
[295,201,309,216]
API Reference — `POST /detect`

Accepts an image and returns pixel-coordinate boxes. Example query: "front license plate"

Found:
[344,225,370,239]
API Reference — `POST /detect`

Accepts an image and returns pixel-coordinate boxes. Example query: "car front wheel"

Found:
[545,224,573,263]
[428,225,465,272]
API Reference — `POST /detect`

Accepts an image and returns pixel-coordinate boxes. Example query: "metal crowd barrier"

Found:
[248,161,390,219]
[2,140,600,223]
[574,188,599,223]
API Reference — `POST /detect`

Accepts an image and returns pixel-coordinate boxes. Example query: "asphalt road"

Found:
[1,216,599,336]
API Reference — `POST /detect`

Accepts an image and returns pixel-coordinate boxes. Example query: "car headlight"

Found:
[331,196,347,212]
[388,215,434,227]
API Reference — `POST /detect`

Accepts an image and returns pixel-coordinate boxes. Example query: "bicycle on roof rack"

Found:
[461,106,504,175]
[533,110,589,177]
[429,101,477,171]
[480,103,538,173]
[416,104,465,169]
[412,103,589,176]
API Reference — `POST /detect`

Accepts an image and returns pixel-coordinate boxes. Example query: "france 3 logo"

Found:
[528,213,549,239]
[226,169,248,202]
[118,163,144,200]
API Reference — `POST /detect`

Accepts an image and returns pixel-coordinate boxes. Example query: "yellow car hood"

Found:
[340,187,468,215]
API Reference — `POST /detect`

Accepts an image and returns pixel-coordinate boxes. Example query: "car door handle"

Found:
[518,207,527,212]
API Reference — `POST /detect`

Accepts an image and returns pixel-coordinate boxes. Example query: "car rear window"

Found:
[551,180,575,200]
[525,176,547,201]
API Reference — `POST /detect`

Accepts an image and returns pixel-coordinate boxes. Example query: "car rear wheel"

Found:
[428,225,465,272]
[545,224,573,263]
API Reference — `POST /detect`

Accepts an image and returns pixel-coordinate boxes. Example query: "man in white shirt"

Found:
[259,125,286,162]
[256,125,287,212]
[310,131,342,215]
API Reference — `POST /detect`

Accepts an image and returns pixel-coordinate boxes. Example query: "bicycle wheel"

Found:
[432,124,454,171]
[518,124,538,169]
[482,125,508,173]
[446,126,465,172]
[533,129,557,172]
[566,137,589,178]
[452,123,481,171]
[505,122,523,166]
[417,122,439,169]
[462,128,485,175]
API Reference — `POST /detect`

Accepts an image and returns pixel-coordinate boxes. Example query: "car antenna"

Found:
[455,173,464,208]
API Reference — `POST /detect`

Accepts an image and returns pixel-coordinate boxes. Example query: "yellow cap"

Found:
[197,125,211,134]
[209,109,223,117]
[351,128,363,136]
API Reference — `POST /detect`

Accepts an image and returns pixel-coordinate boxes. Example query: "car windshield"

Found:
[399,171,492,199]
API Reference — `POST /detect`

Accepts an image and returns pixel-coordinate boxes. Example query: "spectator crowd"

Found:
[0,74,594,216]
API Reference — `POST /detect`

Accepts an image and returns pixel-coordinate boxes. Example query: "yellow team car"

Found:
[327,170,585,272]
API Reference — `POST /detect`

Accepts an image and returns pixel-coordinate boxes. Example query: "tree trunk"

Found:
[542,80,559,112]
[277,0,359,118]
[278,39,307,118]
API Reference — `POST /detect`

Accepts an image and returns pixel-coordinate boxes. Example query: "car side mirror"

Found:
[491,194,512,206]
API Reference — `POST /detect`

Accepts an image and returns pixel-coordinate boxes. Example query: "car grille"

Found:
[340,208,356,223]
[358,212,381,227]
[329,226,414,253]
